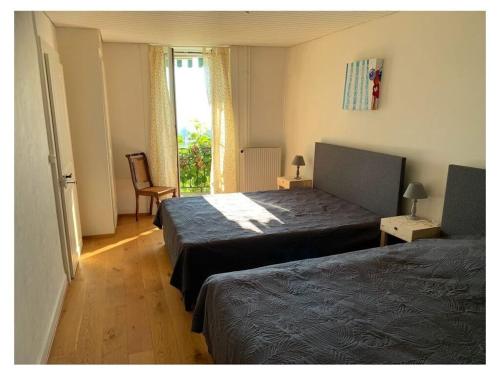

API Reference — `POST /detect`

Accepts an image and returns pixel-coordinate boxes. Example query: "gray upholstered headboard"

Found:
[313,143,406,217]
[441,164,485,237]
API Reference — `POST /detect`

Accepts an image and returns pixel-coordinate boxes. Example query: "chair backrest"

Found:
[126,152,152,191]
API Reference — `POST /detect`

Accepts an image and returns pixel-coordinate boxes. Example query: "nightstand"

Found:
[277,176,313,190]
[380,215,440,246]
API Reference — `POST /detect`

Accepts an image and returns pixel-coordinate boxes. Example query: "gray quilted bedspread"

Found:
[192,237,485,364]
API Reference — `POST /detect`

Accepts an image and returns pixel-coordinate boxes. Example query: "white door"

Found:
[44,51,83,277]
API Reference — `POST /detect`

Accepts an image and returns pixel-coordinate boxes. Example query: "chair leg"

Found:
[149,196,153,215]
[155,195,161,208]
[135,195,139,222]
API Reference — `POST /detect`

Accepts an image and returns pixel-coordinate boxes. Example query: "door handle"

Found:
[60,174,77,187]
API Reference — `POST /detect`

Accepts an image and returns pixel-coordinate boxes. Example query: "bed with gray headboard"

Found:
[154,142,406,310]
[192,164,486,364]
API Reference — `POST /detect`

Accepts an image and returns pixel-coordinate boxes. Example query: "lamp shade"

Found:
[403,182,428,199]
[292,155,305,166]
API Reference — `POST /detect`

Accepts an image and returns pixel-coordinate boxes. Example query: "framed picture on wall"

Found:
[342,58,383,111]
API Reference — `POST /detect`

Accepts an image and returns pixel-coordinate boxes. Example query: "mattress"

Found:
[154,188,381,309]
[192,237,485,364]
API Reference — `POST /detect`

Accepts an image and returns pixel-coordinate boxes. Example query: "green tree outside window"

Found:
[178,120,211,194]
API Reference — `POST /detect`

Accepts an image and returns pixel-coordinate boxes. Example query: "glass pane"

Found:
[174,53,212,196]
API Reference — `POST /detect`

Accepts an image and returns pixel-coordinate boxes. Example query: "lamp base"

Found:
[408,199,419,220]
[295,165,301,180]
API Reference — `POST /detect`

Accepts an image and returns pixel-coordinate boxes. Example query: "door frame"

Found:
[166,47,182,195]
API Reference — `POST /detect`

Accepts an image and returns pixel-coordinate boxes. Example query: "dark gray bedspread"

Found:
[154,188,381,310]
[192,237,485,364]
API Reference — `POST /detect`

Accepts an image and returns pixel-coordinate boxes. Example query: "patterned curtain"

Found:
[203,47,237,194]
[148,46,178,190]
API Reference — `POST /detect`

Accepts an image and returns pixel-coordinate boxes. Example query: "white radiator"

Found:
[240,147,282,192]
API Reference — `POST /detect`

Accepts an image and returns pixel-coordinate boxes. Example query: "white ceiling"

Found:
[45,11,395,47]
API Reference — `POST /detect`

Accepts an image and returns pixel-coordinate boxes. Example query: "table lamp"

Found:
[403,182,428,220]
[292,155,305,180]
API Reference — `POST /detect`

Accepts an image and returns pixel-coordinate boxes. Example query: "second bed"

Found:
[192,164,486,364]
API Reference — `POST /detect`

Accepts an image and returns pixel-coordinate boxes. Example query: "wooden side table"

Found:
[380,215,440,246]
[277,176,313,190]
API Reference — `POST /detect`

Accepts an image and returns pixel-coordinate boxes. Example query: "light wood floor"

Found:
[48,215,212,364]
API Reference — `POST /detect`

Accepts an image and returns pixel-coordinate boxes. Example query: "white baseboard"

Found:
[40,276,68,364]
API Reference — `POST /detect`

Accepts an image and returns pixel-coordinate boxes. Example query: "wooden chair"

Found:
[126,152,177,221]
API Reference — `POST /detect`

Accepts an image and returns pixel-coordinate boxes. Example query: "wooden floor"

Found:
[48,215,212,364]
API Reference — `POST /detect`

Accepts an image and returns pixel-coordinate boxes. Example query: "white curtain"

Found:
[203,47,238,194]
[148,46,178,190]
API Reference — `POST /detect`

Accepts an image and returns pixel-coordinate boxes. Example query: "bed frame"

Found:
[313,143,406,217]
[441,164,485,236]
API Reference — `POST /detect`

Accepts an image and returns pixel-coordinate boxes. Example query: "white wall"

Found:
[102,43,151,214]
[15,11,67,363]
[231,46,287,181]
[231,46,286,149]
[34,12,58,50]
[283,12,485,222]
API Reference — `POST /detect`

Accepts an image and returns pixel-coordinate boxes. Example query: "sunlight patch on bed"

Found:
[203,193,284,233]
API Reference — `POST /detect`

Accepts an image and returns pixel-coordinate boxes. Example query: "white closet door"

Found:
[44,50,83,277]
